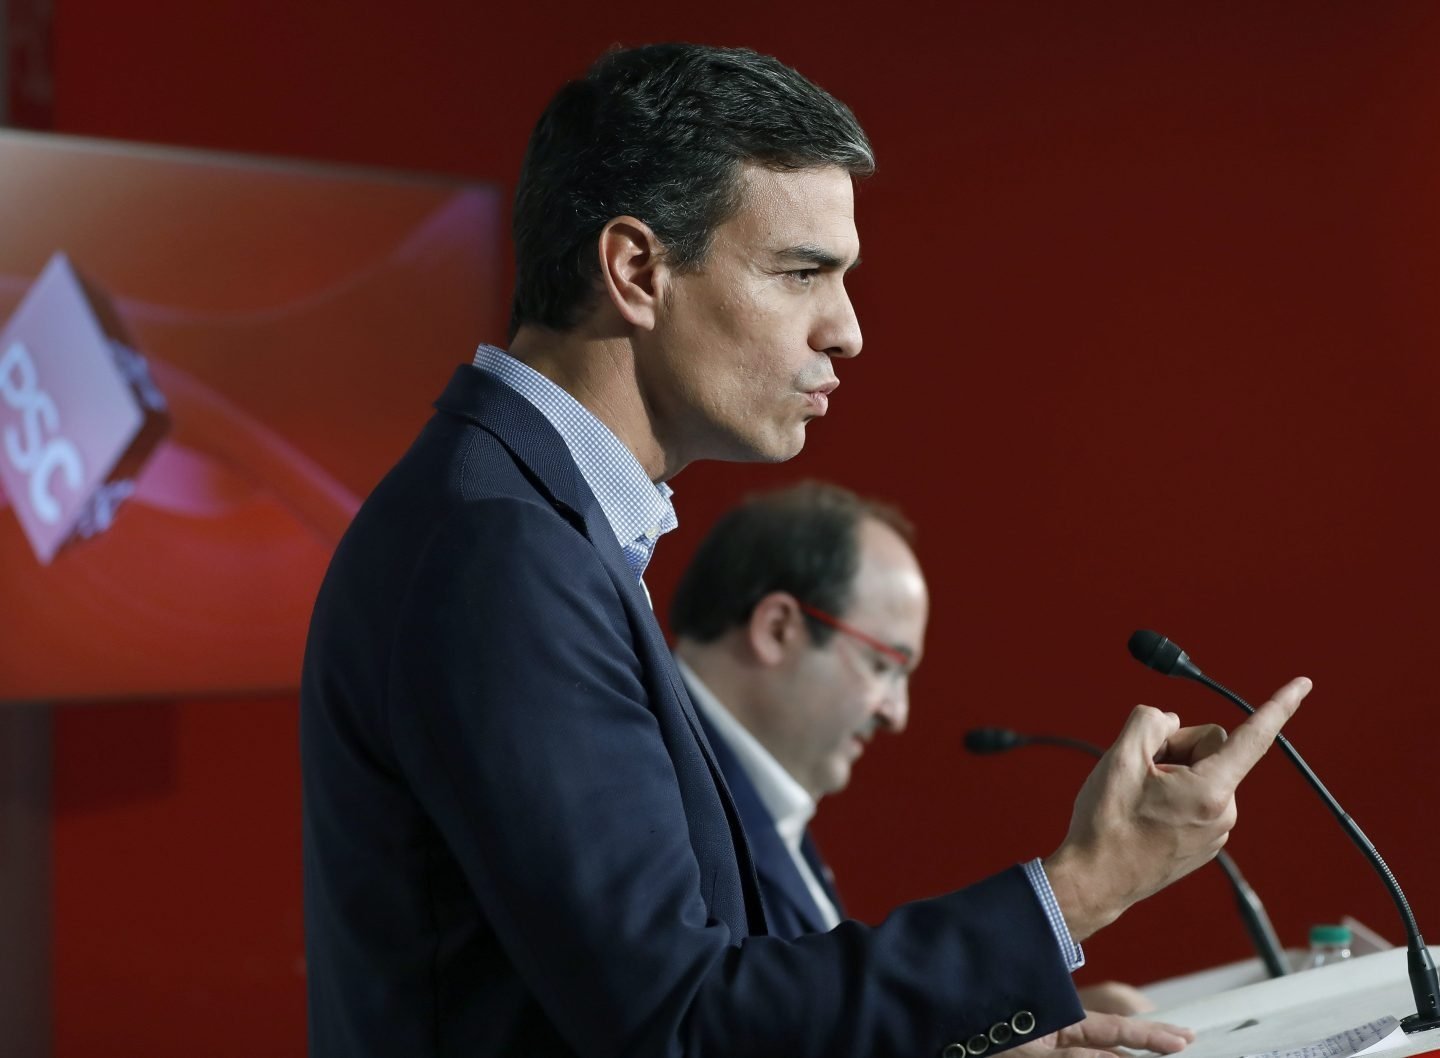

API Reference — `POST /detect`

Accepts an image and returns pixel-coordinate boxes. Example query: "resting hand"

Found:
[1010,1010,1193,1058]
[1044,676,1311,939]
[1076,980,1156,1016]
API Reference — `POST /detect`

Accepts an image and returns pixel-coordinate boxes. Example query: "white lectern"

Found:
[1147,947,1440,1058]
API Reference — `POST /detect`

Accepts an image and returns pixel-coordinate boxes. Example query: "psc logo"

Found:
[0,253,168,564]
[1,340,86,526]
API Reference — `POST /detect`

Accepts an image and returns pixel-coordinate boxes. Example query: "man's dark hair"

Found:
[670,481,913,646]
[509,43,874,337]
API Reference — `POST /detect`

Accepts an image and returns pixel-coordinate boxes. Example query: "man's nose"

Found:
[815,286,862,360]
[875,683,908,733]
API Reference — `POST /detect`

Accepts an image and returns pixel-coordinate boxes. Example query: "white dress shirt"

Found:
[677,660,842,930]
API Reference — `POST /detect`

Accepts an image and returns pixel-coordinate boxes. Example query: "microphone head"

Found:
[1127,629,1200,679]
[963,727,1026,755]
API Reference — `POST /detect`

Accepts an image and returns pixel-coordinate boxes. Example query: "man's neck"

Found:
[509,325,678,482]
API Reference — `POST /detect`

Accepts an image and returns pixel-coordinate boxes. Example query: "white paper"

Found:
[1353,1023,1408,1057]
[1241,1017,1403,1058]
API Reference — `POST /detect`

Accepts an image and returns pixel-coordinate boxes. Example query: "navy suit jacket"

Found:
[300,364,1084,1058]
[692,705,841,941]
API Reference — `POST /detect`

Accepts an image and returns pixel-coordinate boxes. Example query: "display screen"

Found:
[0,131,504,699]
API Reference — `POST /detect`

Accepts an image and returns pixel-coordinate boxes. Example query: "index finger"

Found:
[1196,676,1311,788]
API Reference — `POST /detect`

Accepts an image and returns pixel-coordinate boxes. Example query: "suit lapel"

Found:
[580,501,768,937]
[434,364,767,935]
[433,365,589,523]
[695,707,832,938]
[435,364,732,769]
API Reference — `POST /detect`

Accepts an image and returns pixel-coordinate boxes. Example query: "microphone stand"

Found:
[1128,630,1440,1033]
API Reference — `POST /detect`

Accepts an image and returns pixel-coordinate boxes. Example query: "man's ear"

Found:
[596,216,666,330]
[746,592,806,667]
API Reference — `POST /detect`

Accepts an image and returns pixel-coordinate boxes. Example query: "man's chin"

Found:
[761,423,811,463]
[821,760,853,797]
[712,427,807,465]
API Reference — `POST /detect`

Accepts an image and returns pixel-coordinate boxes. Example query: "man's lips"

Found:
[804,379,839,415]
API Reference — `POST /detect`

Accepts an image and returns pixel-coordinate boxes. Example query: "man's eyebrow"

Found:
[774,244,862,272]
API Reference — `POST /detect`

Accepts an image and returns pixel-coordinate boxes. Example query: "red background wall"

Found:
[44,2,1440,1053]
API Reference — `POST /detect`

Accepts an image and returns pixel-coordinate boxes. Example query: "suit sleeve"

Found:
[386,499,1084,1058]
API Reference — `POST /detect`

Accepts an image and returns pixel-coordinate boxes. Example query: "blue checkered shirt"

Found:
[1023,858,1085,971]
[471,345,677,584]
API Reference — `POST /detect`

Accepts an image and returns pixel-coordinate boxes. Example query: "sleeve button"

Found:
[1011,1010,1037,1036]
[967,1033,991,1055]
[989,1021,1014,1046]
[942,1044,968,1058]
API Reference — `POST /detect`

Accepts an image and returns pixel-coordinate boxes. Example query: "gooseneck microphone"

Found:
[1127,629,1440,1033]
[963,728,1113,759]
[963,726,1291,980]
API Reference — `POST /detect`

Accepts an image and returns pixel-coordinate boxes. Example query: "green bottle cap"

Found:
[1309,924,1352,946]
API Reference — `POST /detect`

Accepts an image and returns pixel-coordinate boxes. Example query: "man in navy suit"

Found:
[300,42,1311,1058]
[671,482,923,941]
[671,481,1157,1015]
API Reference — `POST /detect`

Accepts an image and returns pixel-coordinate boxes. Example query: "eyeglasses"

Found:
[797,602,914,685]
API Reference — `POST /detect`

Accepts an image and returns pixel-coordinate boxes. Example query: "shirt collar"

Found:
[471,345,677,577]
[676,658,818,852]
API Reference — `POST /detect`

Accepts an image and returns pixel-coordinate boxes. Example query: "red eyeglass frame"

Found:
[796,602,912,669]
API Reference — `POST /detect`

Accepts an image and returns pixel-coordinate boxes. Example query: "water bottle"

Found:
[1301,924,1353,970]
